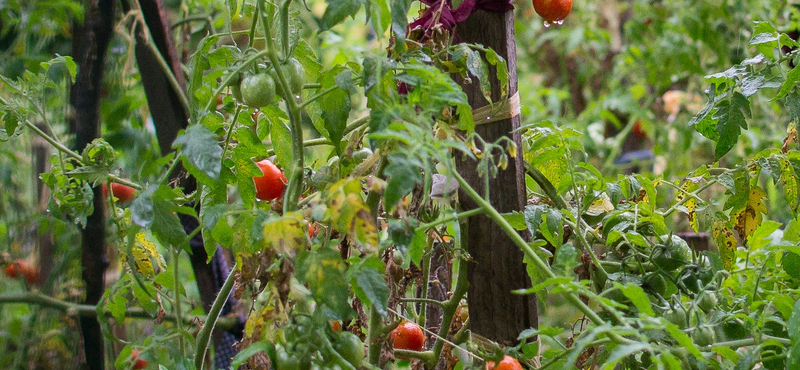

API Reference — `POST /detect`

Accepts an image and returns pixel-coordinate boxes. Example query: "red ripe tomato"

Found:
[486,355,523,370]
[4,260,38,285]
[102,183,136,203]
[3,261,20,278]
[253,159,287,201]
[532,0,573,23]
[390,321,425,351]
[331,320,342,332]
[131,349,148,369]
[632,120,647,138]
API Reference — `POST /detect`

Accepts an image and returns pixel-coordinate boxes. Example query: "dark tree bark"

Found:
[454,10,538,345]
[70,1,116,368]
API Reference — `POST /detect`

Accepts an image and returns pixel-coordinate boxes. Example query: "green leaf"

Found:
[388,218,419,247]
[172,124,223,184]
[0,110,22,142]
[131,185,157,228]
[315,67,351,155]
[733,353,755,370]
[775,63,800,101]
[384,154,422,212]
[502,211,527,231]
[538,209,563,249]
[665,323,702,360]
[368,0,391,37]
[523,205,547,234]
[712,92,750,160]
[320,0,362,32]
[749,22,778,46]
[390,0,410,53]
[552,242,577,276]
[230,341,272,369]
[484,48,508,100]
[108,289,127,323]
[269,118,293,169]
[618,283,655,316]
[349,257,389,316]
[603,343,652,368]
[466,48,492,104]
[296,248,353,318]
[151,198,188,248]
[787,298,800,368]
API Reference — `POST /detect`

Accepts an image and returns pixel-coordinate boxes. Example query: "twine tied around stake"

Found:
[471,91,521,126]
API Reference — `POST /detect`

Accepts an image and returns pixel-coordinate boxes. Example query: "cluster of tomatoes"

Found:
[231,58,306,109]
[229,60,306,203]
[3,259,39,285]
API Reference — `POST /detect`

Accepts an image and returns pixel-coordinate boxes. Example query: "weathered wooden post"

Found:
[71,1,116,367]
[454,8,538,346]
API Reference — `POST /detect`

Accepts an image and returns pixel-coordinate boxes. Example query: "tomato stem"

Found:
[194,262,237,370]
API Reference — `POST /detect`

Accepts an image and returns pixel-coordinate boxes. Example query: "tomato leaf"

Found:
[787,299,800,369]
[617,283,655,316]
[262,213,307,256]
[390,0,409,53]
[296,248,352,318]
[349,257,389,316]
[384,154,422,213]
[320,0,363,32]
[712,219,737,271]
[269,118,293,169]
[665,323,703,360]
[732,187,767,243]
[172,124,223,185]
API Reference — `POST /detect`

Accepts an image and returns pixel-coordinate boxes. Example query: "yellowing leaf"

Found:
[121,233,165,278]
[586,193,614,217]
[676,178,700,203]
[685,198,699,234]
[327,179,378,252]
[781,158,799,212]
[732,187,767,243]
[262,212,306,256]
[712,220,737,271]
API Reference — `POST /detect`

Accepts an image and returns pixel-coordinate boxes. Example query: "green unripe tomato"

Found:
[663,306,688,328]
[240,73,276,108]
[719,318,747,341]
[333,332,364,367]
[272,58,306,98]
[697,290,719,312]
[643,273,667,297]
[692,325,716,347]
[275,345,311,370]
[652,234,692,271]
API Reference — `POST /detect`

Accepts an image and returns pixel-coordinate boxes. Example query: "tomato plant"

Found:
[2,1,800,370]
